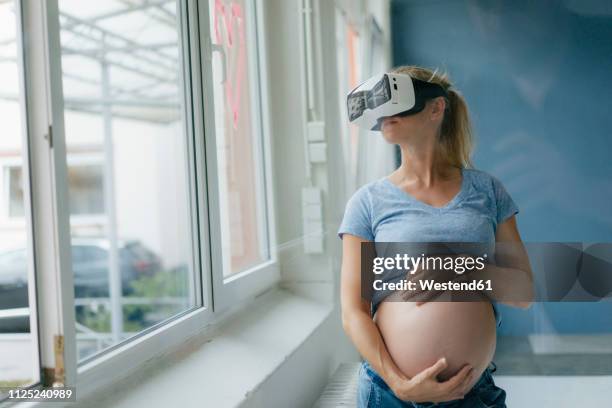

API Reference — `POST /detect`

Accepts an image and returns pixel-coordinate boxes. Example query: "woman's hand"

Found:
[390,357,475,403]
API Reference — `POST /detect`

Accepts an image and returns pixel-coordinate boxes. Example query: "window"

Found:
[335,9,362,190]
[58,0,199,362]
[4,160,105,220]
[208,0,270,277]
[4,0,278,395]
[67,163,105,216]
[4,166,25,218]
[0,0,40,392]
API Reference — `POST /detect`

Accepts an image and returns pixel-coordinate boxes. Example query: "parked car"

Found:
[71,237,163,297]
[0,248,29,310]
[0,238,163,332]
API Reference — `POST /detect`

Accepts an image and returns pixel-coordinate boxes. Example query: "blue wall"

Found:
[391,0,612,335]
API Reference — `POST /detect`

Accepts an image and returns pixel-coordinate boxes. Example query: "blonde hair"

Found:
[391,65,474,168]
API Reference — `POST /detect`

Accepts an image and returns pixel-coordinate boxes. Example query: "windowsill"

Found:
[65,286,334,407]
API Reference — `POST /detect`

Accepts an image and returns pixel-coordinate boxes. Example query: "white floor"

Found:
[496,376,612,407]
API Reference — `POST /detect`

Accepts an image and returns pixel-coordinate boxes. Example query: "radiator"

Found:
[313,362,362,407]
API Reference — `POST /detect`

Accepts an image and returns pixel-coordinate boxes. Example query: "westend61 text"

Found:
[373,278,493,292]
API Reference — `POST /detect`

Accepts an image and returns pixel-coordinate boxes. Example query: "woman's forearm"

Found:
[469,263,534,307]
[342,311,408,390]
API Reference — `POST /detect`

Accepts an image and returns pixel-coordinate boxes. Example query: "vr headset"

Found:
[346,72,448,131]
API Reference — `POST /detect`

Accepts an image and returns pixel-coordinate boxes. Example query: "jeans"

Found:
[357,360,507,408]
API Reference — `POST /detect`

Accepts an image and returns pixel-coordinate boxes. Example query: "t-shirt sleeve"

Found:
[491,175,519,224]
[337,187,374,241]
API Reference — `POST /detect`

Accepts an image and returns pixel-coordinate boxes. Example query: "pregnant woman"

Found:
[338,65,533,407]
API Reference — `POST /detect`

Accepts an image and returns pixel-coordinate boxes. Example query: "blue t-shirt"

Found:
[337,168,519,327]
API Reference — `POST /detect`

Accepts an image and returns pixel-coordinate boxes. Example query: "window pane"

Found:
[68,164,105,215]
[7,167,25,218]
[208,0,269,277]
[335,10,362,187]
[58,0,198,361]
[0,0,40,390]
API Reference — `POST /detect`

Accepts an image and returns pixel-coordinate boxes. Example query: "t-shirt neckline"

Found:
[382,168,469,211]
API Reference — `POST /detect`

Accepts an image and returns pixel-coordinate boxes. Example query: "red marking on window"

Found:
[213,0,246,130]
[347,23,360,162]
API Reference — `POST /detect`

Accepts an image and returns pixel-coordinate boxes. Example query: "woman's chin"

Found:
[380,131,404,144]
[380,128,416,145]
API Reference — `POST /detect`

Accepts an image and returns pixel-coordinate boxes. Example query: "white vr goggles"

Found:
[346,72,448,131]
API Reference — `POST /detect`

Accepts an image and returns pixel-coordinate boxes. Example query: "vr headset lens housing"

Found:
[367,76,392,109]
[347,91,367,121]
[347,75,392,122]
[346,73,448,131]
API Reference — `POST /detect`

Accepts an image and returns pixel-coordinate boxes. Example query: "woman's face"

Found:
[380,97,445,145]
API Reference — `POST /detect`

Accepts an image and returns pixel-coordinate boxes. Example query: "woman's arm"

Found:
[340,234,475,402]
[465,215,534,308]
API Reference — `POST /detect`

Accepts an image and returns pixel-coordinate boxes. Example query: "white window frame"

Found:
[15,0,279,399]
[0,0,42,396]
[66,0,214,372]
[17,0,211,394]
[198,0,279,313]
[19,0,78,391]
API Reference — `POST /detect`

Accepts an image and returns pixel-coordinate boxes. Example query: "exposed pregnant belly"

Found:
[374,298,496,390]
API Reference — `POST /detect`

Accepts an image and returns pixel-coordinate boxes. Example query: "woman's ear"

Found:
[428,97,446,120]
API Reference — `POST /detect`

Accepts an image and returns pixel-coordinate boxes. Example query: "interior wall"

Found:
[265,0,394,300]
[260,0,395,401]
[390,0,612,335]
